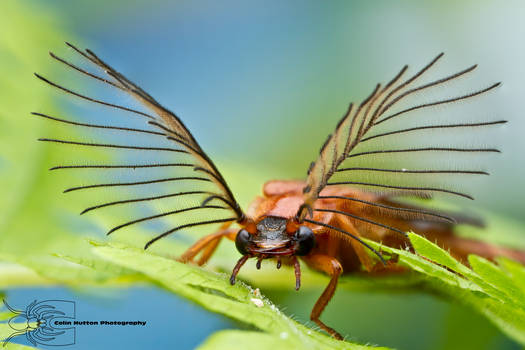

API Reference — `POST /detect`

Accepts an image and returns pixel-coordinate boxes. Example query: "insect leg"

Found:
[178,222,236,265]
[301,254,343,340]
[331,215,378,272]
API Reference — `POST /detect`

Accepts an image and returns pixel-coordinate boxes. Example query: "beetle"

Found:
[35,43,525,340]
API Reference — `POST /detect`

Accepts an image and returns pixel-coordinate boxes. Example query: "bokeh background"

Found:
[2,0,525,349]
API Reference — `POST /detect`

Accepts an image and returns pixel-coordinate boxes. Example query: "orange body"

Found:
[254,180,525,269]
[251,180,402,273]
[181,180,525,338]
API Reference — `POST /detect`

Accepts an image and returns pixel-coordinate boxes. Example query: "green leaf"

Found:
[497,257,525,293]
[365,233,525,345]
[469,255,525,305]
[89,241,389,350]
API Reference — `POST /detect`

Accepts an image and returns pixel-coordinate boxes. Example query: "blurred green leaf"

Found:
[196,330,294,350]
[196,330,385,350]
[0,0,150,289]
[0,325,38,349]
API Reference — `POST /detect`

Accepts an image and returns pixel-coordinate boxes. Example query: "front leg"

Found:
[301,253,344,340]
[178,222,237,266]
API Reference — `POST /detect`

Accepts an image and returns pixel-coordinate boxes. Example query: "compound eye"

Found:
[294,226,315,256]
[235,229,251,255]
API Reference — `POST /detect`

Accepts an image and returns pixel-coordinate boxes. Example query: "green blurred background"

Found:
[1,0,525,349]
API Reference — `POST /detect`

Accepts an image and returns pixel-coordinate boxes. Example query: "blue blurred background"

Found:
[2,0,525,349]
[35,0,525,219]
